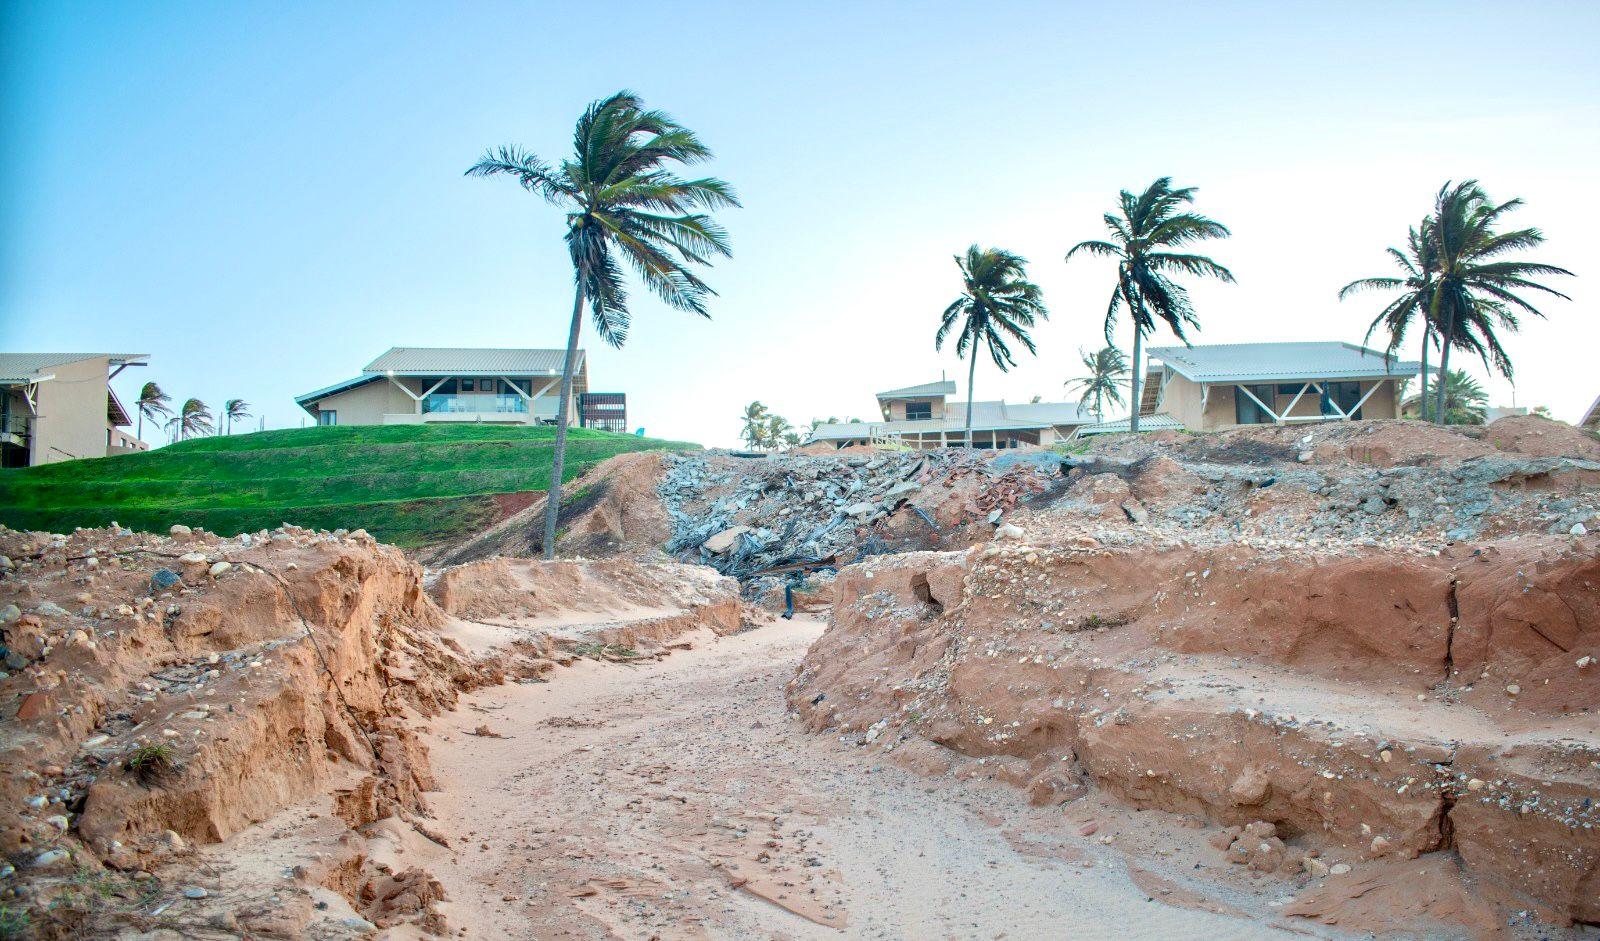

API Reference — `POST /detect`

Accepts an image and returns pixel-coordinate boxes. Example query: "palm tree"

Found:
[135,382,170,441]
[935,246,1048,447]
[1066,177,1234,432]
[1405,369,1487,425]
[764,413,794,450]
[1340,217,1440,421]
[468,91,738,559]
[740,402,770,449]
[1065,346,1128,421]
[166,398,213,441]
[223,399,251,435]
[1421,180,1573,422]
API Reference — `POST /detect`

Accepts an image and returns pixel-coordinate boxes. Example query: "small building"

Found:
[1142,341,1421,432]
[295,347,588,427]
[806,380,1090,449]
[0,353,149,467]
[1579,395,1600,432]
[578,392,627,433]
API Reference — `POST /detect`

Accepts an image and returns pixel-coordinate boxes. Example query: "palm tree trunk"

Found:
[1129,328,1143,434]
[137,410,143,441]
[540,285,586,561]
[1433,316,1453,425]
[964,351,977,448]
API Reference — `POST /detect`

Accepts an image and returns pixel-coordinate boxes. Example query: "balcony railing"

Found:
[1,413,29,440]
[423,393,528,415]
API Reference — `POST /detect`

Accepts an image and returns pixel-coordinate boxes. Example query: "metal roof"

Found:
[808,400,1088,441]
[1581,393,1600,430]
[1147,342,1420,384]
[876,380,956,400]
[0,353,148,385]
[1074,413,1185,436]
[363,347,581,376]
[294,374,383,407]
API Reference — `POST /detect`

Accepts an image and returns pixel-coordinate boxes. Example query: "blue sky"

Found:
[3,1,1597,447]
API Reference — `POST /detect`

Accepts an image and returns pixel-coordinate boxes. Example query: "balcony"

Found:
[423,393,528,415]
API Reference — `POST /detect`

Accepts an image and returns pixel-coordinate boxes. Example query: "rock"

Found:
[1329,863,1352,876]
[169,524,192,537]
[182,886,209,899]
[1504,683,1520,696]
[208,561,232,578]
[31,849,70,868]
[882,480,922,501]
[0,555,12,570]
[702,526,752,554]
[1370,835,1392,855]
[994,523,1025,541]
[844,501,879,518]
[0,604,19,624]
[36,601,69,618]
[178,552,208,565]
[1303,856,1331,878]
[150,568,182,592]
[1578,656,1594,669]
[1572,522,1589,536]
[1121,501,1150,524]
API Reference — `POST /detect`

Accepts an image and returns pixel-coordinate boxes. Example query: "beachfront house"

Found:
[0,353,150,467]
[805,381,1090,450]
[296,347,604,428]
[1081,341,1420,435]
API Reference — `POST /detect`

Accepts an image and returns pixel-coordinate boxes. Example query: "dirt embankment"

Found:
[0,520,748,938]
[788,533,1600,930]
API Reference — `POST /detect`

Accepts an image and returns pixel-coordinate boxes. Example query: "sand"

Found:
[418,619,1323,940]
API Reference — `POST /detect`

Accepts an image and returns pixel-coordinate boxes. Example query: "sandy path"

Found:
[420,619,1321,940]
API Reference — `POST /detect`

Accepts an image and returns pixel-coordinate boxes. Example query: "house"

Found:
[1138,341,1421,432]
[805,380,1090,449]
[295,347,589,427]
[1580,394,1600,432]
[0,353,150,467]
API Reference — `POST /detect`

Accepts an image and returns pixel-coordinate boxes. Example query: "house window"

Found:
[905,401,932,421]
[1234,385,1277,425]
[319,410,337,426]
[1321,381,1363,419]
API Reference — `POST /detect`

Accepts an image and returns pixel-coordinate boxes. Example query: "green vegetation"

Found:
[122,743,178,786]
[936,245,1048,446]
[1066,177,1234,433]
[0,424,697,548]
[468,90,738,558]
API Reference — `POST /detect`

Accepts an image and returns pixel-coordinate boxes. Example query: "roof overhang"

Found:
[295,374,384,413]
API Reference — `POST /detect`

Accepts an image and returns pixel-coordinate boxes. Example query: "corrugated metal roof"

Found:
[876,380,956,399]
[1074,413,1185,436]
[808,400,1088,441]
[1147,342,1420,383]
[294,374,383,407]
[363,347,581,375]
[0,353,148,384]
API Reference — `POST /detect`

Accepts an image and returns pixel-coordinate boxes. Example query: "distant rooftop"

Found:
[1147,342,1421,384]
[808,399,1088,441]
[876,380,957,400]
[364,347,582,376]
[1075,413,1185,436]
[0,353,148,385]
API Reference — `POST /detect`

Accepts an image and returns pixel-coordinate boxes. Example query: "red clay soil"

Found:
[789,534,1600,931]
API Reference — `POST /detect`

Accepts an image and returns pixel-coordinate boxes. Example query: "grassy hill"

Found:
[0,425,697,548]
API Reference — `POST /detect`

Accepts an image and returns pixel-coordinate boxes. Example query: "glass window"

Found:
[1321,381,1363,419]
[1234,385,1276,425]
[319,410,337,426]
[905,401,932,421]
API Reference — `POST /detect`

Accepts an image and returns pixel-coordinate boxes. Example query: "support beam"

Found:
[1235,384,1280,423]
[1281,382,1314,419]
[1347,379,1385,418]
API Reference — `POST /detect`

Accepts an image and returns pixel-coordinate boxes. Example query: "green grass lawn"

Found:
[0,424,697,548]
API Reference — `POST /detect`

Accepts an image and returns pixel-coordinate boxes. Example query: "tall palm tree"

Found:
[223,398,251,435]
[1065,346,1128,421]
[135,382,170,441]
[1432,369,1488,426]
[1066,177,1234,432]
[1421,180,1573,422]
[935,246,1048,447]
[468,91,738,559]
[166,398,213,441]
[740,402,770,449]
[1340,217,1440,421]
[764,413,795,450]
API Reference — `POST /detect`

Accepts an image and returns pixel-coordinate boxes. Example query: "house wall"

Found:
[882,397,947,421]
[29,356,115,464]
[312,379,415,425]
[308,375,578,426]
[1182,378,1403,431]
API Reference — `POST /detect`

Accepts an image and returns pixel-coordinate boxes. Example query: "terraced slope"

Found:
[0,425,697,547]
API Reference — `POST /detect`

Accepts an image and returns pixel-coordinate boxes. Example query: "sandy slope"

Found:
[419,620,1323,940]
